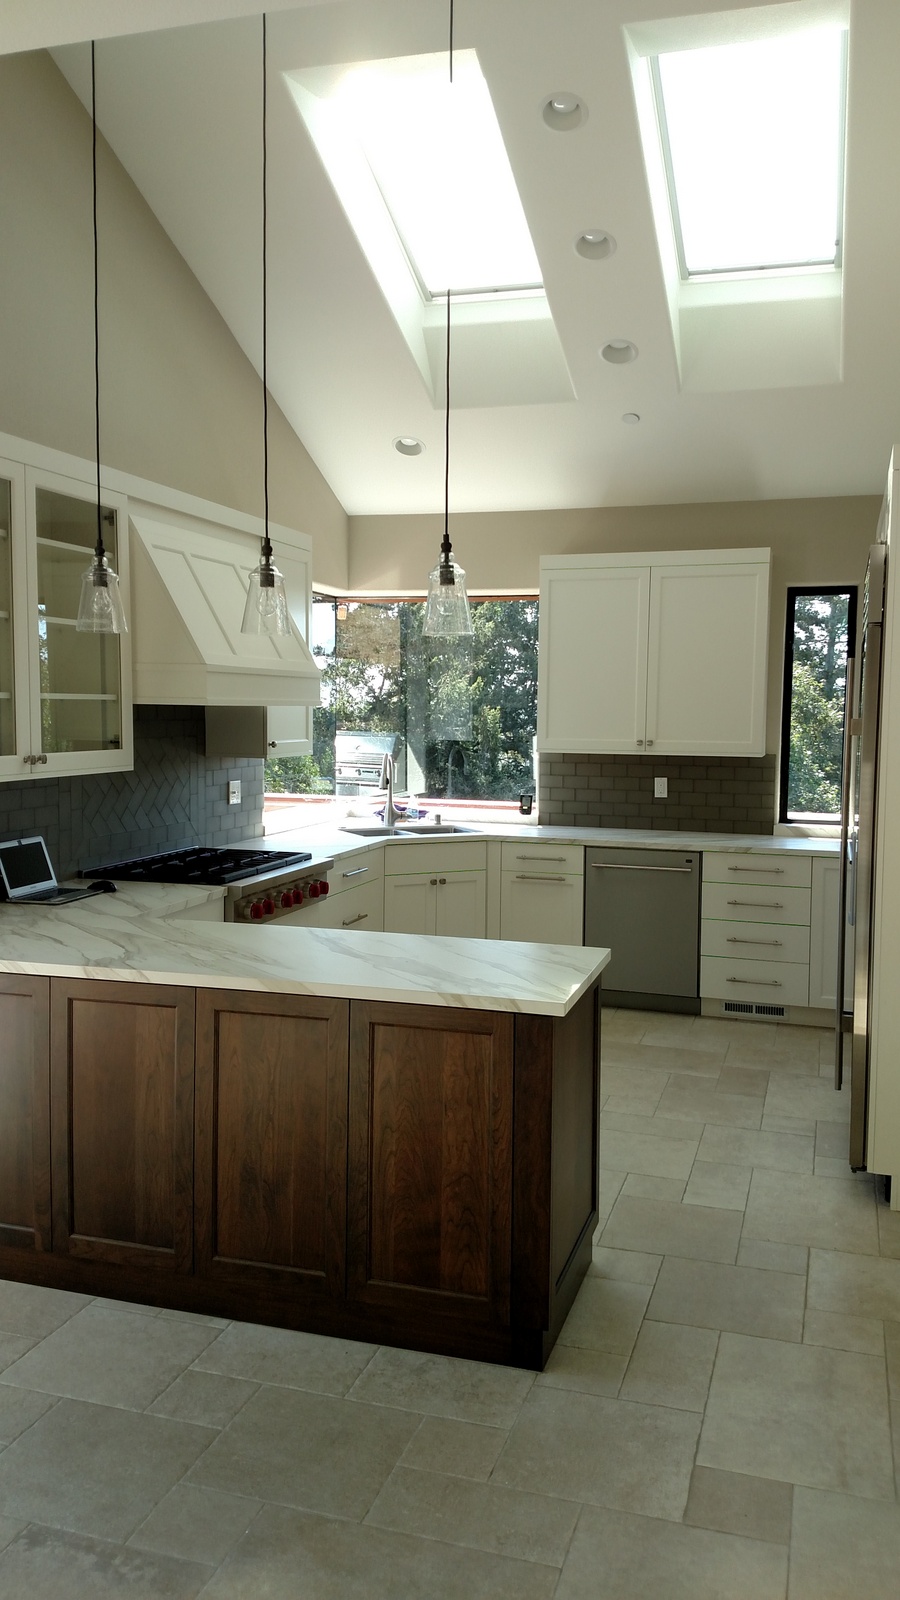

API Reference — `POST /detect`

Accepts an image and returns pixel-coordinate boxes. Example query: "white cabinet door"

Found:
[265,704,312,755]
[434,871,486,938]
[809,855,854,1010]
[537,564,650,753]
[384,873,436,935]
[500,871,584,945]
[646,562,769,756]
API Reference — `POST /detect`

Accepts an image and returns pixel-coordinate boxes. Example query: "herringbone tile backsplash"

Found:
[0,707,264,876]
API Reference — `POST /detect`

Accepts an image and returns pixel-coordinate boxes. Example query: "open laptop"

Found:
[0,836,109,906]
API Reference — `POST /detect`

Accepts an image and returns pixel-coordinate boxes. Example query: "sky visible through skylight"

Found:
[334,51,542,299]
[656,28,845,276]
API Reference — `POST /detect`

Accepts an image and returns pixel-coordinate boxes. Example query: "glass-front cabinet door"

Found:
[0,461,30,780]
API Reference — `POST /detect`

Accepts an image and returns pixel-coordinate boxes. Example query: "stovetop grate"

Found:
[82,846,313,887]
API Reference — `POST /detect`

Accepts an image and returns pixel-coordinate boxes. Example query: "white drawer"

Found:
[333,846,384,886]
[701,918,810,964]
[700,956,809,1007]
[385,840,487,873]
[500,841,584,874]
[703,851,812,890]
[702,881,811,926]
[500,870,584,945]
[297,874,384,931]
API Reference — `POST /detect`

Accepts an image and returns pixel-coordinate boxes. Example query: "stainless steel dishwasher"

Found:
[584,847,701,1008]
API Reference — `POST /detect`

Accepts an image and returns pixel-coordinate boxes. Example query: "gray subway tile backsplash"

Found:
[538,752,776,834]
[0,706,265,876]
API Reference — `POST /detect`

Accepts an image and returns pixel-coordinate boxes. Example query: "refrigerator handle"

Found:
[835,654,857,1090]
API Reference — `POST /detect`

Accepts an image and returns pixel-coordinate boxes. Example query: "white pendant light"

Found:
[76,40,127,636]
[242,12,291,638]
[422,0,473,640]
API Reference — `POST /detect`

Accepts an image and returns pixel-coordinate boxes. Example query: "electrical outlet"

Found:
[654,776,667,798]
[228,780,241,806]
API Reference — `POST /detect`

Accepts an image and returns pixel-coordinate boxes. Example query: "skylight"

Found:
[332,51,542,299]
[653,28,847,278]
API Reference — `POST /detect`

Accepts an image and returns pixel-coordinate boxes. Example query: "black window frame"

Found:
[778,583,858,824]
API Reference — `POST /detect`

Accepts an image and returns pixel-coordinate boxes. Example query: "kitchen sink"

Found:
[339,822,477,837]
[394,823,477,834]
[339,824,409,836]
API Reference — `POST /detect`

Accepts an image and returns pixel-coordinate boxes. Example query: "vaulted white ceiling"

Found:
[19,0,900,515]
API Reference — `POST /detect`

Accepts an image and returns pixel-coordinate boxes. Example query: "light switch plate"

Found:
[228,780,241,806]
[654,777,667,798]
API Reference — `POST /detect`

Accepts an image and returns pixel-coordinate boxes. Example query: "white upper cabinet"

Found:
[0,457,133,783]
[538,548,770,757]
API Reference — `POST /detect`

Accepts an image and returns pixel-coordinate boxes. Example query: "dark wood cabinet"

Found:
[0,975,51,1253]
[348,1002,513,1330]
[49,979,195,1272]
[194,990,349,1296]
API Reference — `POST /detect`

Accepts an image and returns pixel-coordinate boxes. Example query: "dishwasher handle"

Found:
[590,862,694,874]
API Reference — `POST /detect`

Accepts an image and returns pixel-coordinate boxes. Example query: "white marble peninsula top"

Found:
[0,885,609,1018]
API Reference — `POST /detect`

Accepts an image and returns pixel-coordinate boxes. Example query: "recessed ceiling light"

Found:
[601,340,639,364]
[622,412,641,424]
[542,91,587,131]
[393,436,425,456]
[575,230,616,261]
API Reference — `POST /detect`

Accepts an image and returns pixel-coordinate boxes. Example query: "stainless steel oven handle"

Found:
[590,863,693,873]
[726,936,783,946]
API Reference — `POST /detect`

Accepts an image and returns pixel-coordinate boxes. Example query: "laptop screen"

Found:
[0,836,58,900]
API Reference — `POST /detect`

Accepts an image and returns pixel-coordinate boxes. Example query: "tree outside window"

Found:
[780,587,857,821]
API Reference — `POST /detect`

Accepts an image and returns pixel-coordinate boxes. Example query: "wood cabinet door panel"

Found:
[194,991,349,1294]
[348,1002,513,1324]
[50,980,194,1272]
[0,975,50,1252]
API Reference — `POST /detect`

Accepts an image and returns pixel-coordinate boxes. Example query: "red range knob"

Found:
[291,887,304,906]
[309,881,321,898]
[249,902,264,920]
[262,897,275,916]
[280,892,294,909]
[318,880,330,896]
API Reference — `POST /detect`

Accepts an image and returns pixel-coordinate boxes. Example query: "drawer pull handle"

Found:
[592,863,694,874]
[341,912,369,927]
[516,854,567,862]
[342,867,369,878]
[726,899,784,909]
[727,936,783,947]
[726,976,783,987]
[515,874,567,883]
[727,865,785,874]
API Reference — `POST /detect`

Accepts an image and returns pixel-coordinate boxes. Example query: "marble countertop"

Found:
[0,887,609,1017]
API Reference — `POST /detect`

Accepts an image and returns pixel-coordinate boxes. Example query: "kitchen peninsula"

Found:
[0,889,608,1370]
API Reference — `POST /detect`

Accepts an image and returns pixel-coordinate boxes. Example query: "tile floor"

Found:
[0,1009,898,1597]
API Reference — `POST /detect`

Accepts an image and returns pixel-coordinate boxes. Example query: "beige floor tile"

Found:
[158,1308,231,1330]
[601,1091,666,1117]
[814,1155,851,1177]
[0,1333,36,1374]
[0,1525,210,1600]
[596,1166,625,1226]
[147,1368,258,1429]
[717,1065,770,1096]
[193,1321,378,1396]
[621,1173,686,1202]
[203,1503,560,1600]
[764,1075,850,1123]
[189,1383,419,1519]
[601,1110,708,1142]
[0,1282,90,1341]
[90,1296,163,1317]
[536,1345,627,1398]
[554,1504,787,1600]
[557,1277,651,1357]
[726,1045,819,1076]
[884,1322,900,1489]
[590,1246,663,1285]
[616,1041,726,1077]
[876,1203,900,1259]
[742,1169,879,1254]
[346,1345,534,1427]
[600,1060,672,1096]
[601,1010,648,1041]
[789,1487,900,1600]
[736,1238,808,1275]
[399,1415,508,1479]
[366,1463,580,1566]
[803,1308,885,1356]
[647,1257,805,1342]
[683,1160,752,1211]
[694,1018,779,1050]
[493,1386,700,1521]
[684,1465,792,1543]
[619,1320,718,1411]
[0,1522,24,1557]
[816,1119,850,1159]
[697,1123,814,1174]
[761,1112,817,1136]
[698,1332,894,1498]
[601,1127,700,1180]
[0,1382,57,1443]
[129,1482,262,1567]
[0,1397,211,1540]
[807,1248,900,1320]
[655,1076,763,1130]
[0,1304,218,1411]
[600,1194,742,1264]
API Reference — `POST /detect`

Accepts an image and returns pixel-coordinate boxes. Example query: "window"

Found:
[780,586,857,823]
[265,596,538,805]
[652,28,847,279]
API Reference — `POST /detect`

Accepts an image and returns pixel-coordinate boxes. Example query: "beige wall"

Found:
[0,50,349,590]
[350,497,880,751]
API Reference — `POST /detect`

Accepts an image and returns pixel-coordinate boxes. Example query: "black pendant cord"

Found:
[440,0,454,579]
[261,12,273,572]
[91,42,106,573]
[449,0,454,82]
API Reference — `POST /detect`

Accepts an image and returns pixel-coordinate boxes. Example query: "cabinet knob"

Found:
[268,741,277,748]
[636,739,643,747]
[439,877,446,885]
[430,878,438,886]
[646,739,654,748]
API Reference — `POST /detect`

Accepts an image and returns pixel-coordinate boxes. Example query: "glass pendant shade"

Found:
[76,554,128,634]
[423,554,474,637]
[241,554,292,636]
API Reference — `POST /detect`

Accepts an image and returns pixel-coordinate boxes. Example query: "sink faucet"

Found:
[380,753,400,827]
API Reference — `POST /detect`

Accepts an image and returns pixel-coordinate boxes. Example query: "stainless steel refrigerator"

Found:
[836,480,892,1170]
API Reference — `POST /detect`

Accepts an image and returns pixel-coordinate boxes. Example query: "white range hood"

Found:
[129,510,321,707]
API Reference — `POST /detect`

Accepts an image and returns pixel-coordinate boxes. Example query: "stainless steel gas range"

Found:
[82,845,335,924]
